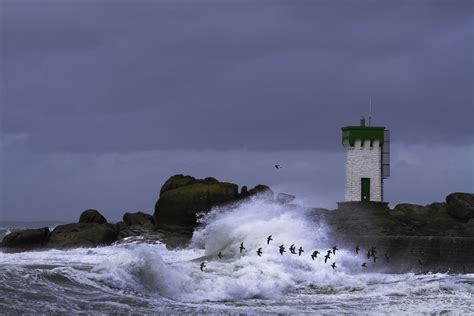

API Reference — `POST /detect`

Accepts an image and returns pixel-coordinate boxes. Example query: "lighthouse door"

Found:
[361,178,370,201]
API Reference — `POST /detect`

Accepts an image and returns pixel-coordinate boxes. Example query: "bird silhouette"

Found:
[366,250,371,259]
[200,262,206,272]
[331,262,336,270]
[355,245,360,254]
[217,251,222,259]
[290,244,296,254]
[324,253,331,263]
[361,262,367,268]
[311,250,320,260]
[373,256,378,263]
[298,247,304,256]
[275,164,282,169]
[256,248,263,256]
[267,235,273,245]
[332,246,338,255]
[279,245,285,255]
[240,242,246,254]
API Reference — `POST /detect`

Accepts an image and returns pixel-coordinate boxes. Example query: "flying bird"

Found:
[275,164,283,169]
[240,242,246,254]
[331,262,337,270]
[311,250,320,260]
[256,248,263,257]
[200,262,206,272]
[218,251,223,259]
[298,246,304,256]
[324,253,331,263]
[332,246,338,255]
[361,262,367,268]
[279,245,286,255]
[290,244,296,254]
[267,235,273,245]
[355,245,360,254]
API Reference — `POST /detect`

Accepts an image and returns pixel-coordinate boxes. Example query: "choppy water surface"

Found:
[1,199,473,314]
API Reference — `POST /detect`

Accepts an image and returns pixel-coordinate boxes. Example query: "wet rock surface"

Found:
[1,227,50,249]
[78,209,108,224]
[46,223,119,248]
[446,192,474,220]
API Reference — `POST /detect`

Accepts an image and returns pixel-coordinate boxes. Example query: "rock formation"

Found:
[47,223,118,248]
[446,192,474,220]
[153,174,272,228]
[1,227,50,249]
[79,209,108,224]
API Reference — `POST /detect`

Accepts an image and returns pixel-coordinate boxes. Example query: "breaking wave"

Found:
[0,197,473,314]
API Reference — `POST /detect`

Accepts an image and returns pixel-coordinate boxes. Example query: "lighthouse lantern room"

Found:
[342,117,390,202]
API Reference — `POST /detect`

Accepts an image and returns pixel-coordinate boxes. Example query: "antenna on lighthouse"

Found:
[369,98,372,126]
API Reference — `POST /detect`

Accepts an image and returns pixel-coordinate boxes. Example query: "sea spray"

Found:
[0,196,473,313]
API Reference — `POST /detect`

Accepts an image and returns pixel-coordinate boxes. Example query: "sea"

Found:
[1,198,473,314]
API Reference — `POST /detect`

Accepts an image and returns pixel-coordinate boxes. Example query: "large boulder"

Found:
[47,223,118,248]
[79,209,107,224]
[446,192,474,220]
[154,175,239,227]
[390,202,468,236]
[123,211,155,229]
[247,184,273,198]
[1,227,50,249]
[159,174,201,196]
[239,184,274,200]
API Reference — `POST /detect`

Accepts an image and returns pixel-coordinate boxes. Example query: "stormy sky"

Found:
[1,0,473,222]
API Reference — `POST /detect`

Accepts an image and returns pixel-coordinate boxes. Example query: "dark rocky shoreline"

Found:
[2,174,473,273]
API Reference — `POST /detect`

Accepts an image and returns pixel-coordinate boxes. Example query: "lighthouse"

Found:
[341,117,390,202]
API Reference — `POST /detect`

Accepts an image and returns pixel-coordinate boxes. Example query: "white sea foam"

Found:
[0,197,473,314]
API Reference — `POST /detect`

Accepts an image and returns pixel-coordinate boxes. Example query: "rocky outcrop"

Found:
[154,175,239,227]
[327,199,472,238]
[1,227,50,249]
[78,209,107,224]
[116,212,156,239]
[323,193,474,273]
[47,223,118,248]
[446,192,474,220]
[123,211,155,228]
[247,184,273,199]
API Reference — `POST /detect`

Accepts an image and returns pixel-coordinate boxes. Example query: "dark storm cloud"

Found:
[1,0,473,153]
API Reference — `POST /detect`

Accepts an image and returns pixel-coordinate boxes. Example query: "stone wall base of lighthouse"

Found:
[337,201,390,212]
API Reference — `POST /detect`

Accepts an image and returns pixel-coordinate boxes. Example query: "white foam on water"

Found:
[1,196,473,313]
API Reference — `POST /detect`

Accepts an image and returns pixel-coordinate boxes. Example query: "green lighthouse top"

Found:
[341,116,385,146]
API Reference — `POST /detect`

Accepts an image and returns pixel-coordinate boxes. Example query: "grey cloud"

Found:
[1,0,473,153]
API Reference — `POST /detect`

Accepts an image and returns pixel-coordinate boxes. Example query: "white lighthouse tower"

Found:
[341,117,390,202]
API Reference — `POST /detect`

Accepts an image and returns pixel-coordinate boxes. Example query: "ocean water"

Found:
[0,198,473,314]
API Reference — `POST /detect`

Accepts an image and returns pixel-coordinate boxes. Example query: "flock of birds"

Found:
[199,235,399,272]
[198,164,433,272]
